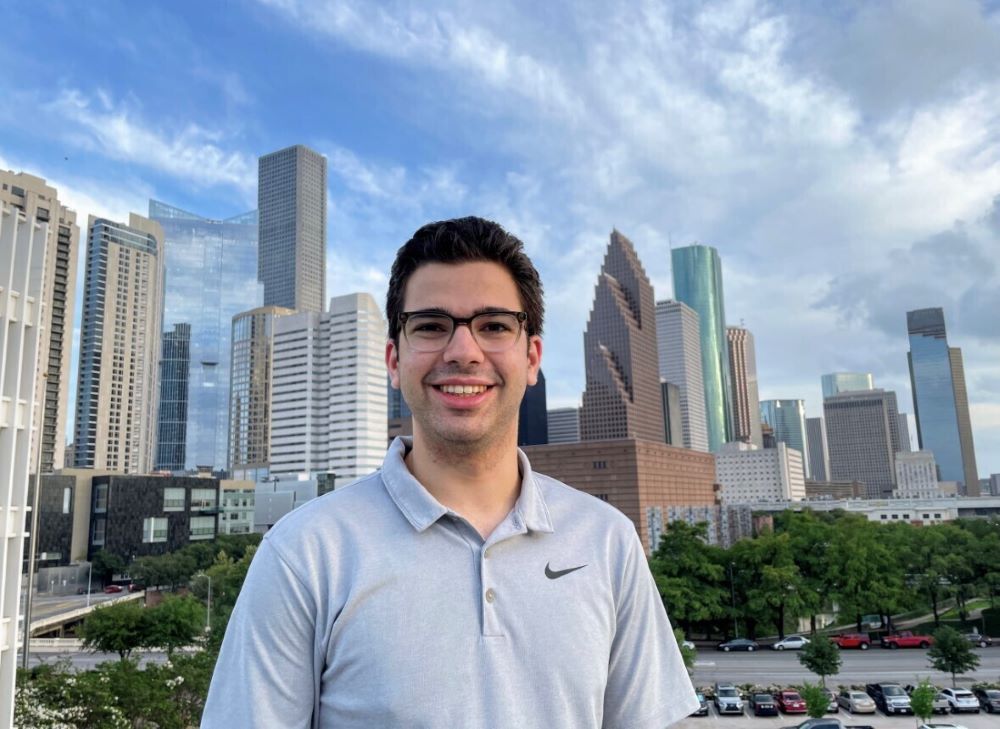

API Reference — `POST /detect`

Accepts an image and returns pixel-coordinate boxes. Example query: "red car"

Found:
[774,690,807,714]
[831,633,871,649]
[880,631,933,649]
[103,584,124,593]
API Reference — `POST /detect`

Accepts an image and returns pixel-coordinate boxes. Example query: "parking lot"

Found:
[677,707,1000,729]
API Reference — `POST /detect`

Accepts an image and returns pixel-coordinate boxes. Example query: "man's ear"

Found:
[526,335,542,387]
[386,339,400,388]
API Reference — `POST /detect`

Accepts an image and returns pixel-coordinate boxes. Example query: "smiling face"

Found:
[386,260,542,455]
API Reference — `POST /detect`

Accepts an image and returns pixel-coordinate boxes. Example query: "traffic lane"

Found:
[24,650,171,670]
[676,705,1000,729]
[691,646,1000,685]
[30,591,132,620]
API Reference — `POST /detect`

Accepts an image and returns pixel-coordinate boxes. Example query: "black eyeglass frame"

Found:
[398,310,528,352]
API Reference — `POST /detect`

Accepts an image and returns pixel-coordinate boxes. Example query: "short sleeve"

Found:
[602,530,700,729]
[201,538,320,728]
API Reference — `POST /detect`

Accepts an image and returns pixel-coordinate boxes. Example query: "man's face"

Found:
[386,261,542,453]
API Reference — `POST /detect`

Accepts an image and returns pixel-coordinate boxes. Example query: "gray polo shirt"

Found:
[202,437,697,728]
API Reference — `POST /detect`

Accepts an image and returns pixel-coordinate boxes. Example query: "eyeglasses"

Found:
[399,310,528,353]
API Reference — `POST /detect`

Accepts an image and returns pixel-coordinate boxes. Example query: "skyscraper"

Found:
[547,407,580,444]
[726,325,763,448]
[821,372,874,399]
[671,243,732,451]
[74,214,164,474]
[150,199,260,471]
[156,323,191,472]
[907,307,979,494]
[655,299,709,451]
[258,145,326,313]
[824,389,900,498]
[518,370,548,446]
[760,400,810,477]
[805,417,830,482]
[580,230,664,442]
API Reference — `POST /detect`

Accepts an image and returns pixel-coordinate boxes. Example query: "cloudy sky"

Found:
[3,0,999,476]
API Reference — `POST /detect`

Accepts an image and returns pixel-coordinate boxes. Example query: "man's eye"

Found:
[413,322,447,333]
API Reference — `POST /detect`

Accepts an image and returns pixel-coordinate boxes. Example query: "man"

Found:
[202,217,696,728]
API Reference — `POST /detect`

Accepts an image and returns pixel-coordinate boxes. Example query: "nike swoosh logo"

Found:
[545,562,587,579]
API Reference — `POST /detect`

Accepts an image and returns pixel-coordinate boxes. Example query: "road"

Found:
[29,591,128,621]
[23,649,173,670]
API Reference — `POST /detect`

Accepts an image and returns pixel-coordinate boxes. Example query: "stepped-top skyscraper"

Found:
[671,243,733,451]
[580,230,664,442]
[258,145,326,313]
[907,307,979,494]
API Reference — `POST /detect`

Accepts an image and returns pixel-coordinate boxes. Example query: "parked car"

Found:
[776,689,808,714]
[940,688,980,713]
[682,639,696,651]
[973,688,1000,713]
[866,683,912,715]
[838,690,876,714]
[716,638,759,652]
[965,633,993,648]
[690,691,709,716]
[831,633,871,650]
[918,724,971,729]
[713,683,745,714]
[772,635,810,650]
[103,584,124,593]
[784,719,877,729]
[904,685,950,714]
[821,688,839,713]
[749,693,778,716]
[881,630,934,649]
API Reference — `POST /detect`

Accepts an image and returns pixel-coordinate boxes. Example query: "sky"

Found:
[2,0,999,477]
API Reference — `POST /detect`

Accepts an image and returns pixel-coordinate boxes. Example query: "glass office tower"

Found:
[907,307,979,493]
[821,372,874,399]
[157,323,192,471]
[150,200,261,472]
[760,399,810,477]
[671,244,733,451]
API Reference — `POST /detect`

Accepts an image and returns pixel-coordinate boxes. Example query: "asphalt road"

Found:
[29,591,127,621]
[23,649,172,670]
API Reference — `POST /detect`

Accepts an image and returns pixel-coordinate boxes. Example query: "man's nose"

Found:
[442,322,484,363]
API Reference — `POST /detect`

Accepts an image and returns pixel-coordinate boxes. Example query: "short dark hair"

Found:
[386,216,544,343]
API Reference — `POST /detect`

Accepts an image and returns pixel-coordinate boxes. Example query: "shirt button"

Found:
[483,549,491,559]
[485,588,496,603]
[512,518,521,529]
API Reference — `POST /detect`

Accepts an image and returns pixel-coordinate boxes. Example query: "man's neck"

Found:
[405,433,521,540]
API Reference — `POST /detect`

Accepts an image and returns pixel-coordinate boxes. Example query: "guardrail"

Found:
[29,591,144,636]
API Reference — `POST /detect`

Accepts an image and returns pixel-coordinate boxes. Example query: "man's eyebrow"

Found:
[407,306,516,316]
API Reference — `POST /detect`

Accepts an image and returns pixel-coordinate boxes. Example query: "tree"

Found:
[648,522,726,634]
[674,628,695,673]
[799,681,829,719]
[145,595,205,656]
[91,549,126,584]
[910,678,937,725]
[78,600,148,662]
[928,626,980,687]
[781,511,836,635]
[798,635,841,686]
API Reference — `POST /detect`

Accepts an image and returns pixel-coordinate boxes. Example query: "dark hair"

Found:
[386,216,544,342]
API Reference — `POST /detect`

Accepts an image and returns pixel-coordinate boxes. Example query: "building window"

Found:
[62,487,72,515]
[142,517,168,543]
[592,461,607,470]
[94,483,108,513]
[91,517,106,546]
[189,516,215,540]
[190,488,217,509]
[934,513,941,518]
[595,494,609,502]
[163,487,186,512]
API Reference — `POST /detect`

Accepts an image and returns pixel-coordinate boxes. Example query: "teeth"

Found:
[439,384,488,395]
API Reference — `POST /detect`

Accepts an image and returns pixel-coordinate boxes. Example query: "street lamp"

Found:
[728,562,739,638]
[86,561,93,608]
[195,573,212,633]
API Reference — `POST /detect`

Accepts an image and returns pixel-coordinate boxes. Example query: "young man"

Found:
[202,217,696,728]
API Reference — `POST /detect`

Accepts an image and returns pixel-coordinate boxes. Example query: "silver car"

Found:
[941,688,980,713]
[713,683,744,714]
[838,690,876,714]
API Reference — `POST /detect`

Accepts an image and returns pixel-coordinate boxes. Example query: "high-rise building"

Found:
[897,413,912,453]
[715,441,806,504]
[1,183,51,721]
[907,307,979,494]
[805,417,830,482]
[258,145,326,313]
[270,293,387,483]
[0,171,79,474]
[660,381,683,447]
[228,305,293,481]
[655,299,709,451]
[518,370,548,446]
[726,325,763,448]
[547,407,580,444]
[150,199,260,471]
[671,243,733,451]
[824,389,900,498]
[821,372,874,399]
[74,214,164,474]
[156,323,191,472]
[760,400,810,477]
[580,230,664,442]
[895,451,939,499]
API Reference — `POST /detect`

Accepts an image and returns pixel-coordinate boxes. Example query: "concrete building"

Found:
[524,439,716,553]
[907,307,979,494]
[74,214,164,474]
[714,441,806,504]
[747,494,1000,526]
[580,230,664,442]
[228,305,294,481]
[895,451,940,499]
[269,293,387,484]
[258,145,326,313]
[805,417,830,482]
[547,407,580,444]
[150,200,260,472]
[655,299,709,452]
[760,399,810,477]
[804,479,865,499]
[664,504,754,549]
[824,389,901,498]
[897,413,913,452]
[821,372,874,399]
[671,243,733,451]
[726,326,763,448]
[518,370,548,446]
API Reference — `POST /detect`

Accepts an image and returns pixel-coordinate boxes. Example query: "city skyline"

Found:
[1,2,998,474]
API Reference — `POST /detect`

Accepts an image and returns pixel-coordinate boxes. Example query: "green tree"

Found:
[797,635,841,686]
[799,681,829,719]
[78,600,148,662]
[674,627,695,673]
[907,526,950,626]
[909,678,937,725]
[782,511,836,635]
[928,626,980,686]
[648,522,726,634]
[145,595,205,656]
[91,549,126,584]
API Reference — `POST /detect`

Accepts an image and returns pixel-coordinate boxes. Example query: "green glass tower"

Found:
[671,244,733,451]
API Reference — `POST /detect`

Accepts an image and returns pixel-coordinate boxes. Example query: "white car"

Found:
[772,635,810,650]
[940,689,980,713]
[919,724,970,729]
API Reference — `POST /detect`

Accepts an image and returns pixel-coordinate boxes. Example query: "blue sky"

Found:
[3,0,1000,477]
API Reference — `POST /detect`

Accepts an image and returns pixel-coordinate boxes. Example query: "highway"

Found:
[29,590,129,621]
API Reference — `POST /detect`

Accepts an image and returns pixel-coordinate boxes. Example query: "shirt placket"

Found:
[480,511,525,638]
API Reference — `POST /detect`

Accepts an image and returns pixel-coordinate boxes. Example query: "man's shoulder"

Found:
[531,471,636,535]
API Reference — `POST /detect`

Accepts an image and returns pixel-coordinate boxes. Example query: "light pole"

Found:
[196,573,212,633]
[728,562,738,638]
[86,561,93,608]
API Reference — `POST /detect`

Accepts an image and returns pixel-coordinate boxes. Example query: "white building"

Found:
[655,299,709,452]
[895,451,940,499]
[269,293,387,484]
[715,441,806,504]
[664,504,754,548]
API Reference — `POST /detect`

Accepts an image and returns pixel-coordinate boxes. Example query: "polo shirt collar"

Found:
[381,437,554,534]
